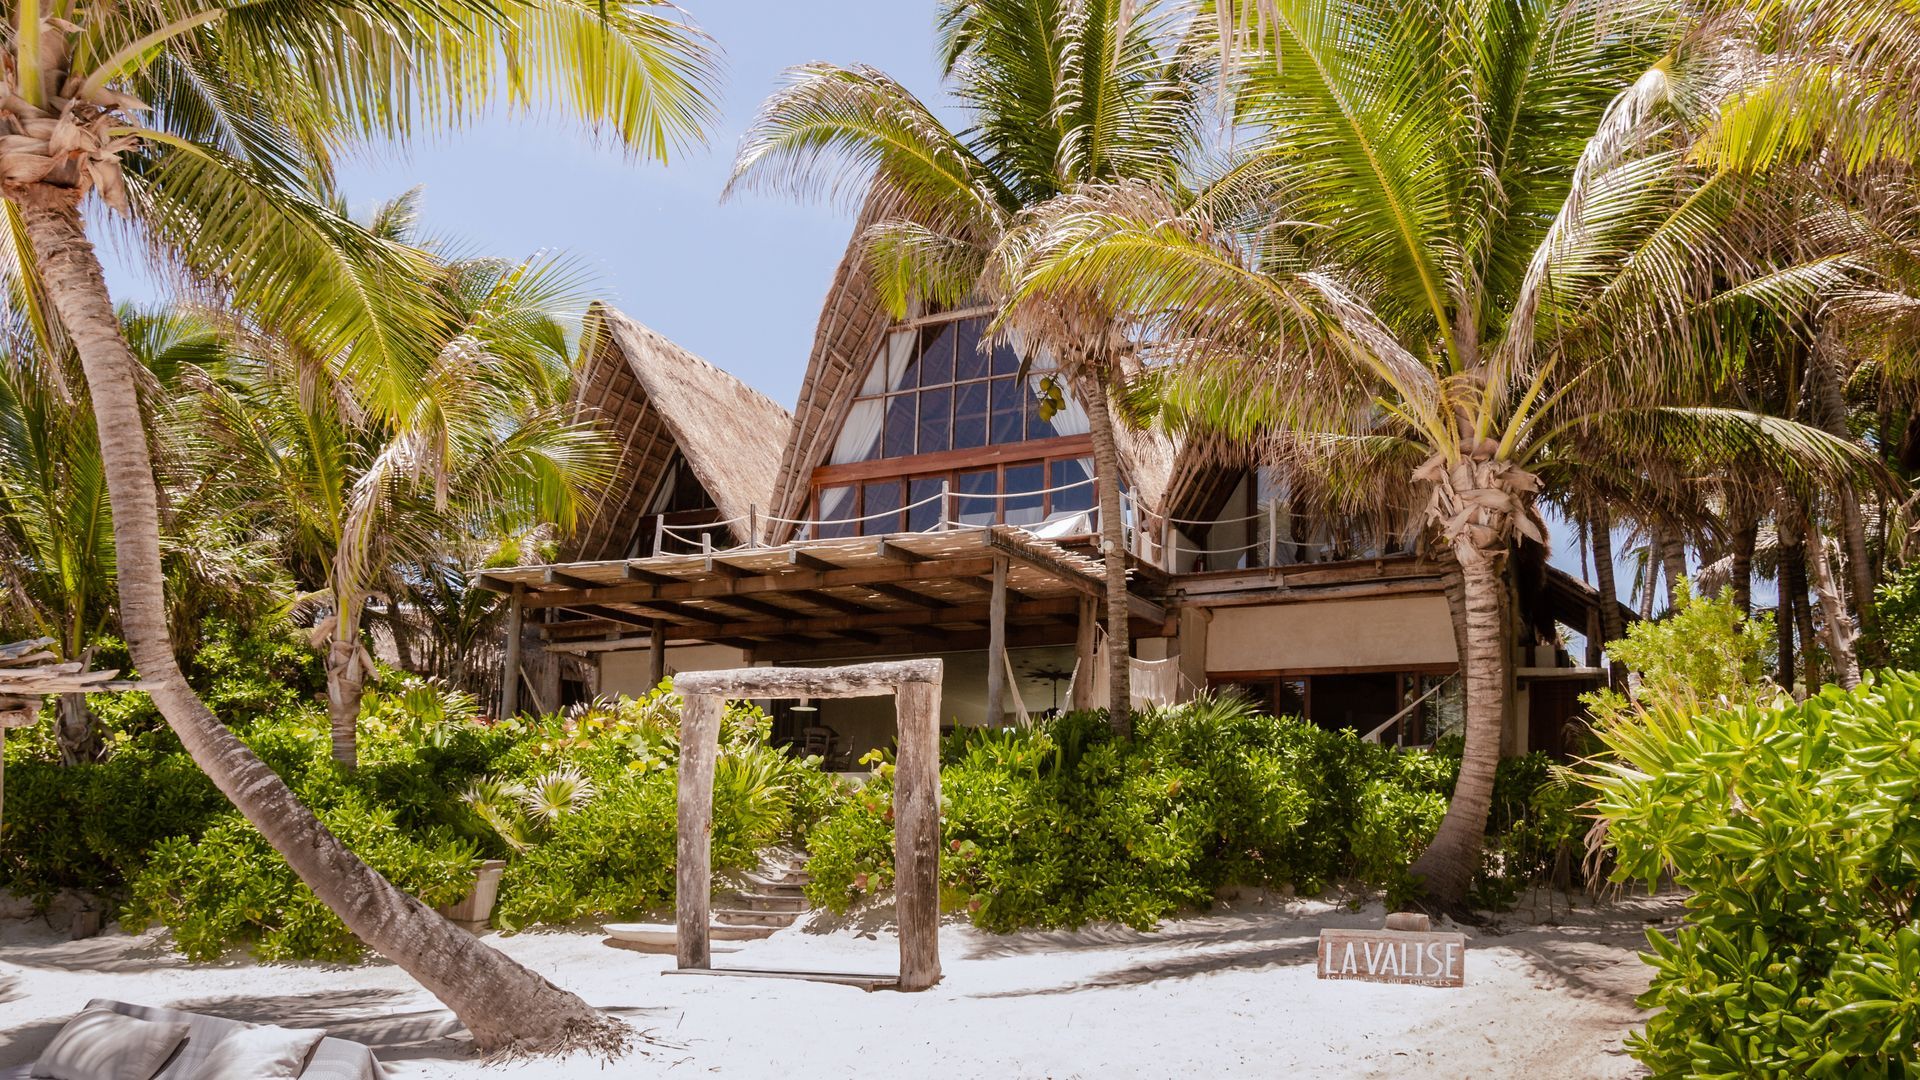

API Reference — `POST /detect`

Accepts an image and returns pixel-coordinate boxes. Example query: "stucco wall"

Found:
[1205,594,1457,673]
[597,643,750,698]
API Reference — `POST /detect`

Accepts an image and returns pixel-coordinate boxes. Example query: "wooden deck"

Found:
[478,525,1164,656]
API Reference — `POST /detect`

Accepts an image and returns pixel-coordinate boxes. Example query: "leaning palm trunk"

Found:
[1406,449,1541,908]
[14,191,623,1055]
[1082,379,1132,736]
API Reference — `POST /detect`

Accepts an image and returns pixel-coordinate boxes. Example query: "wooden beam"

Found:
[544,568,605,591]
[865,582,948,609]
[676,658,942,699]
[874,538,923,564]
[675,693,722,969]
[894,675,942,991]
[648,619,666,685]
[655,597,1077,642]
[743,622,1078,663]
[985,558,1007,725]
[517,556,1002,610]
[788,550,836,572]
[1072,595,1097,710]
[501,586,524,717]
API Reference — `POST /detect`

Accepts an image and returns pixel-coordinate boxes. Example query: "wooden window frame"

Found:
[807,440,1098,537]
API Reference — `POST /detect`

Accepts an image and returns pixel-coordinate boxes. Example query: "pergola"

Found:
[0,637,139,828]
[476,524,1169,720]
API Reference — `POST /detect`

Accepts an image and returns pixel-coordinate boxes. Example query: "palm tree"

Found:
[190,198,614,767]
[0,0,713,1052]
[0,325,112,760]
[727,0,1210,735]
[0,302,274,761]
[1000,0,1884,906]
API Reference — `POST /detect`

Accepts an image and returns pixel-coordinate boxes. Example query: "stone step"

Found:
[712,908,798,928]
[603,922,776,952]
[744,870,811,891]
[723,891,808,913]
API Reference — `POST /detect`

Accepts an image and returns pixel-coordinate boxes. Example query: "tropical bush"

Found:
[1591,672,1920,1077]
[804,694,1576,929]
[1875,565,1920,672]
[0,638,845,958]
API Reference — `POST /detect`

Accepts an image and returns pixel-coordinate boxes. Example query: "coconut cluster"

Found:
[2,18,145,207]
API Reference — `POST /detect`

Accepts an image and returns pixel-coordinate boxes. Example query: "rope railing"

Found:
[640,478,1414,567]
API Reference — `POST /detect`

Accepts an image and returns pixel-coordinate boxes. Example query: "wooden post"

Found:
[940,480,952,531]
[670,660,942,989]
[652,515,666,557]
[893,677,942,991]
[748,504,759,548]
[984,558,1007,725]
[674,692,723,969]
[649,619,667,687]
[1160,514,1174,572]
[500,585,523,718]
[1267,500,1279,568]
[1585,607,1604,669]
[1072,596,1097,711]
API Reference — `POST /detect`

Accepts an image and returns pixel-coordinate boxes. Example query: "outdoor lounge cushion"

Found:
[5,1003,385,1080]
[187,1024,326,1080]
[28,1007,189,1080]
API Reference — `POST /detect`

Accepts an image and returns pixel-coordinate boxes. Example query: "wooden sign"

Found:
[1317,928,1466,987]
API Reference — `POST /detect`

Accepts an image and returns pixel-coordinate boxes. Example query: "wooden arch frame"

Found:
[673,659,943,991]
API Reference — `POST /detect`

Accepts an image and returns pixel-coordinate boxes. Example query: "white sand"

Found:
[1,890,1678,1079]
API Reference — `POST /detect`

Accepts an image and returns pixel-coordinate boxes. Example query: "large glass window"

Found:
[829,315,1089,465]
[805,455,1099,537]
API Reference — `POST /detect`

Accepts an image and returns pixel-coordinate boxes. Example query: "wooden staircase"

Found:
[604,849,812,952]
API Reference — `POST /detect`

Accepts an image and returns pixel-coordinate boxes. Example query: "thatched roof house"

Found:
[568,304,792,557]
[764,194,1176,543]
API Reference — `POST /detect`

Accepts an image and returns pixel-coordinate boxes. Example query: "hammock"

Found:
[1072,630,1183,711]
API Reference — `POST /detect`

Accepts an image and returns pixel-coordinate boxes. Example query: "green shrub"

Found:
[1591,671,1920,1077]
[125,793,480,963]
[804,694,1576,931]
[0,729,225,900]
[1875,564,1920,670]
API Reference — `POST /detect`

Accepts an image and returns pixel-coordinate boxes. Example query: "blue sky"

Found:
[101,0,957,407]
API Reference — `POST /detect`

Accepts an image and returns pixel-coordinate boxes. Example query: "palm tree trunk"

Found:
[326,587,368,767]
[1810,339,1879,658]
[1778,511,1818,693]
[1660,531,1687,610]
[14,189,622,1056]
[1776,574,1796,694]
[1637,541,1658,619]
[1082,379,1131,737]
[1729,518,1757,618]
[55,692,101,764]
[1804,514,1860,689]
[1409,541,1507,908]
[1587,512,1626,686]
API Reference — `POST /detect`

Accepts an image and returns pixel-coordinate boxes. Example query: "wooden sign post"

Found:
[1318,922,1466,987]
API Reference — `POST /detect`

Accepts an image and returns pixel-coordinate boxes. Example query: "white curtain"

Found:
[831,331,916,464]
[1084,635,1183,710]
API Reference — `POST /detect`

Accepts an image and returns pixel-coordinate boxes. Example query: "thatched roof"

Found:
[766,193,902,542]
[569,304,793,557]
[766,188,1180,542]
